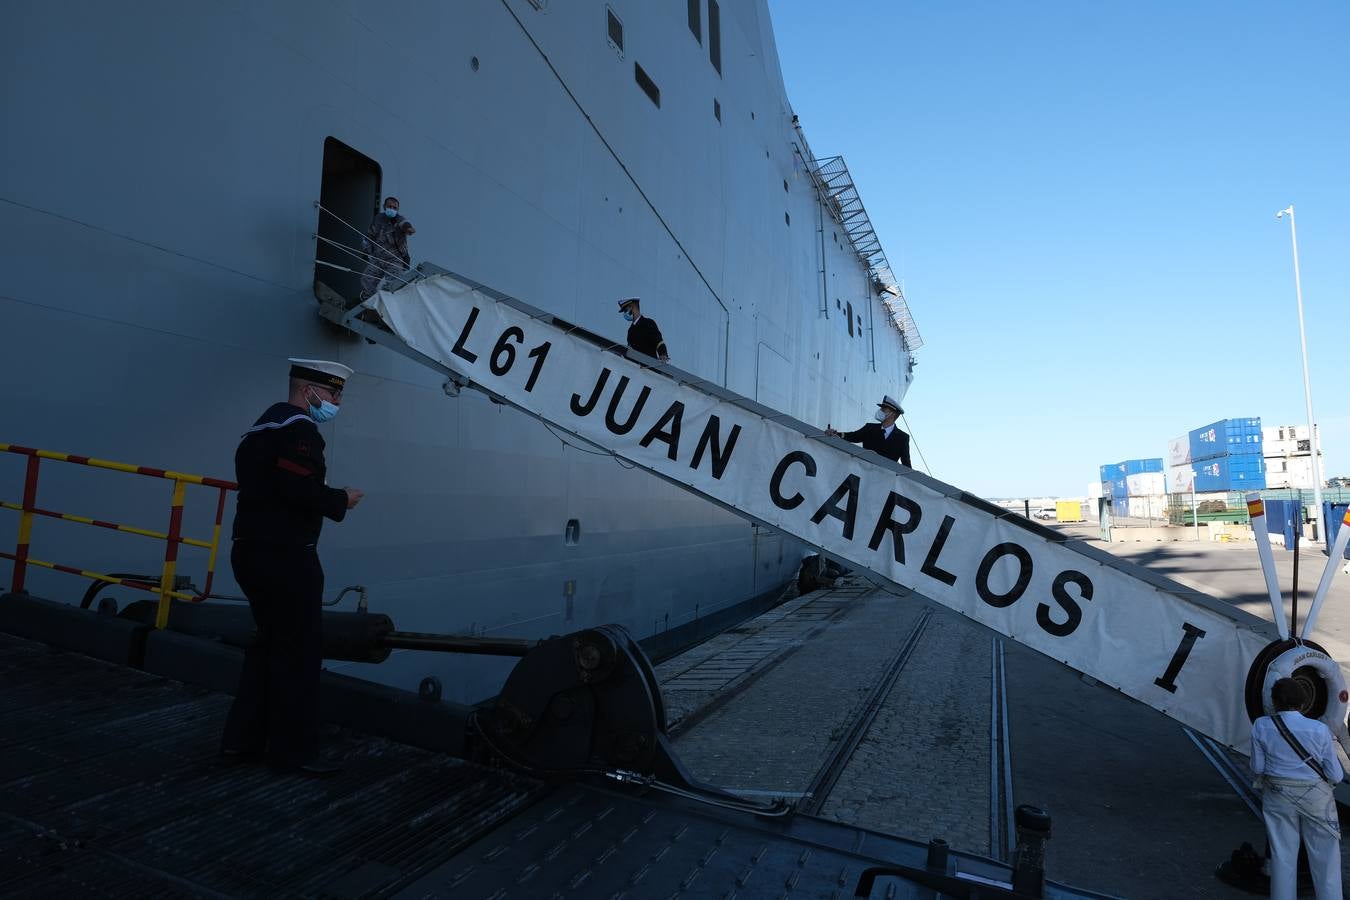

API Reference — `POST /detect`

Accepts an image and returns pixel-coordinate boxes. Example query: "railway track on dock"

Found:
[796,607,933,816]
[662,584,1020,859]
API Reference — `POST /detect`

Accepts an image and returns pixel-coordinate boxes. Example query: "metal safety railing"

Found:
[0,443,237,629]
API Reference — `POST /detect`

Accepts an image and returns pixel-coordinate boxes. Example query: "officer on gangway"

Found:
[826,395,911,467]
[618,297,670,362]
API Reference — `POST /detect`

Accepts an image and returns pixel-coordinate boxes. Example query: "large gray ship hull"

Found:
[0,0,912,703]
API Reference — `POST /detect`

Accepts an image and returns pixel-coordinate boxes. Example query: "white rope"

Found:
[315,202,411,268]
[314,234,413,286]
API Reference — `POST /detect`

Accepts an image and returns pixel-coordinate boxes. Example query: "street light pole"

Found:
[1277,204,1324,543]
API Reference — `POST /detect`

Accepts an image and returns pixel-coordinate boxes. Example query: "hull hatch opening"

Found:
[314,137,382,307]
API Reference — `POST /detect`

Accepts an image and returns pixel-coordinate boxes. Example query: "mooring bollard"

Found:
[1010,804,1052,897]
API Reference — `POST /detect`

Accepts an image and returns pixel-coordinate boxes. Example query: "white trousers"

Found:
[1262,776,1342,900]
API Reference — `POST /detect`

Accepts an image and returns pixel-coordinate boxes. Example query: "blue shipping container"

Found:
[1262,499,1299,552]
[1189,417,1263,462]
[1324,503,1350,560]
[1109,478,1129,498]
[1192,453,1267,492]
[1111,498,1129,518]
[1099,464,1116,482]
[1123,458,1164,475]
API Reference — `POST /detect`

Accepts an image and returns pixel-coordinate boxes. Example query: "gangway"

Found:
[323,267,1345,755]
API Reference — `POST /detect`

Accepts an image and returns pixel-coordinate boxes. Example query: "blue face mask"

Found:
[384,207,398,219]
[622,310,635,323]
[307,389,340,423]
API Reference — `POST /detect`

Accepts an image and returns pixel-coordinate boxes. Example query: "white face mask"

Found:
[874,409,887,423]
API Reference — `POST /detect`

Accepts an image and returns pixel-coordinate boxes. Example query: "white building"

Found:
[1262,424,1322,490]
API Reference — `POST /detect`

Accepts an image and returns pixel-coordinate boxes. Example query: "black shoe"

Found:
[219,746,263,763]
[272,758,342,778]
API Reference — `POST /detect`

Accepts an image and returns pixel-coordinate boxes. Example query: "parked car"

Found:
[1033,508,1055,520]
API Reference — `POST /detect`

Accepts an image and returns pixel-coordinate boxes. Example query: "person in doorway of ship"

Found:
[359,196,416,300]
[1250,677,1344,900]
[825,395,911,467]
[221,358,365,777]
[618,297,670,363]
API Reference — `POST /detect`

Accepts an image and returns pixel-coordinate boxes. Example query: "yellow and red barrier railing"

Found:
[0,443,236,629]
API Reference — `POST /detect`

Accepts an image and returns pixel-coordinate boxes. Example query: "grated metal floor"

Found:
[0,631,1109,899]
[0,633,542,898]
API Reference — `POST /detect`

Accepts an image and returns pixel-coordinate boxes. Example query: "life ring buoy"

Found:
[1245,638,1350,743]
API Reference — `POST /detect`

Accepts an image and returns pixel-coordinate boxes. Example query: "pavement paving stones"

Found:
[670,583,928,797]
[819,611,995,856]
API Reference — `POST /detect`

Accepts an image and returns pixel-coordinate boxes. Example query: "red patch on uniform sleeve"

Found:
[276,457,314,476]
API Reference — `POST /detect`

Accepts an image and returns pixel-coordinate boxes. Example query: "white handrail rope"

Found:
[314,234,413,285]
[315,202,410,267]
[313,259,414,292]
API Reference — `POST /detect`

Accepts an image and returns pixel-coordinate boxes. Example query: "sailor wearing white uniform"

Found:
[1250,677,1344,900]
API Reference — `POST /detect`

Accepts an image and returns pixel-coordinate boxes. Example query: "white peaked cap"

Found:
[877,394,903,414]
[288,358,354,388]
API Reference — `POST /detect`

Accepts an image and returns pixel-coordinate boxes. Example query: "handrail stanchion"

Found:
[1,443,236,607]
[200,485,229,600]
[155,479,188,629]
[12,455,41,594]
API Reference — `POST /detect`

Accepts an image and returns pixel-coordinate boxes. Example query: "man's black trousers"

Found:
[221,542,323,766]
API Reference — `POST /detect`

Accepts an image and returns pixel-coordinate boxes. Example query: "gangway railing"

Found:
[328,267,1309,753]
[0,443,236,629]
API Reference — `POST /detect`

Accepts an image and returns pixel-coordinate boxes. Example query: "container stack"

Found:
[1100,458,1165,519]
[1168,418,1266,495]
[1262,423,1320,490]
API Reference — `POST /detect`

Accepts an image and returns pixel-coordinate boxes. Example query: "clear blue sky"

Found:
[770,1,1349,498]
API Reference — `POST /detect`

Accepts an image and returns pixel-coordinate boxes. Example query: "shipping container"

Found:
[1192,453,1266,493]
[1055,500,1086,522]
[1261,499,1299,551]
[1127,495,1166,519]
[1323,503,1350,560]
[1111,498,1129,518]
[1109,478,1129,498]
[1189,417,1263,462]
[1125,472,1166,496]
[1167,436,1191,467]
[1169,464,1195,494]
[1123,458,1164,475]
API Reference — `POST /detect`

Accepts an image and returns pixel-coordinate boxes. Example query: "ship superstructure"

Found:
[1,0,916,702]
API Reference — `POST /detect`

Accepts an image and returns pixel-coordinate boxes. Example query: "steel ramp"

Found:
[325,268,1278,753]
[0,631,1112,898]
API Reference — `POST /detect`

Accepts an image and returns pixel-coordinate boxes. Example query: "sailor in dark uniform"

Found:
[618,297,670,362]
[221,358,364,776]
[827,394,912,467]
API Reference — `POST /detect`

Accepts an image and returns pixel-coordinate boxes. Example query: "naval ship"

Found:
[1,0,919,704]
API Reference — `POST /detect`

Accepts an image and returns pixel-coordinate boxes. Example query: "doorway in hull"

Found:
[314,137,382,305]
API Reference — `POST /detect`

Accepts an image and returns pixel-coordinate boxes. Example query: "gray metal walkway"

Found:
[0,632,1110,898]
[0,633,540,898]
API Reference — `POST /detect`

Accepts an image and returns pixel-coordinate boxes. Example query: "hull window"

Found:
[607,7,624,53]
[565,519,582,546]
[846,302,854,337]
[635,62,660,108]
[709,0,721,74]
[314,137,382,306]
[714,98,721,122]
[688,0,701,43]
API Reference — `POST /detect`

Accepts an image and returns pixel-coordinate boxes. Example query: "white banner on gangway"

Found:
[363,275,1275,751]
